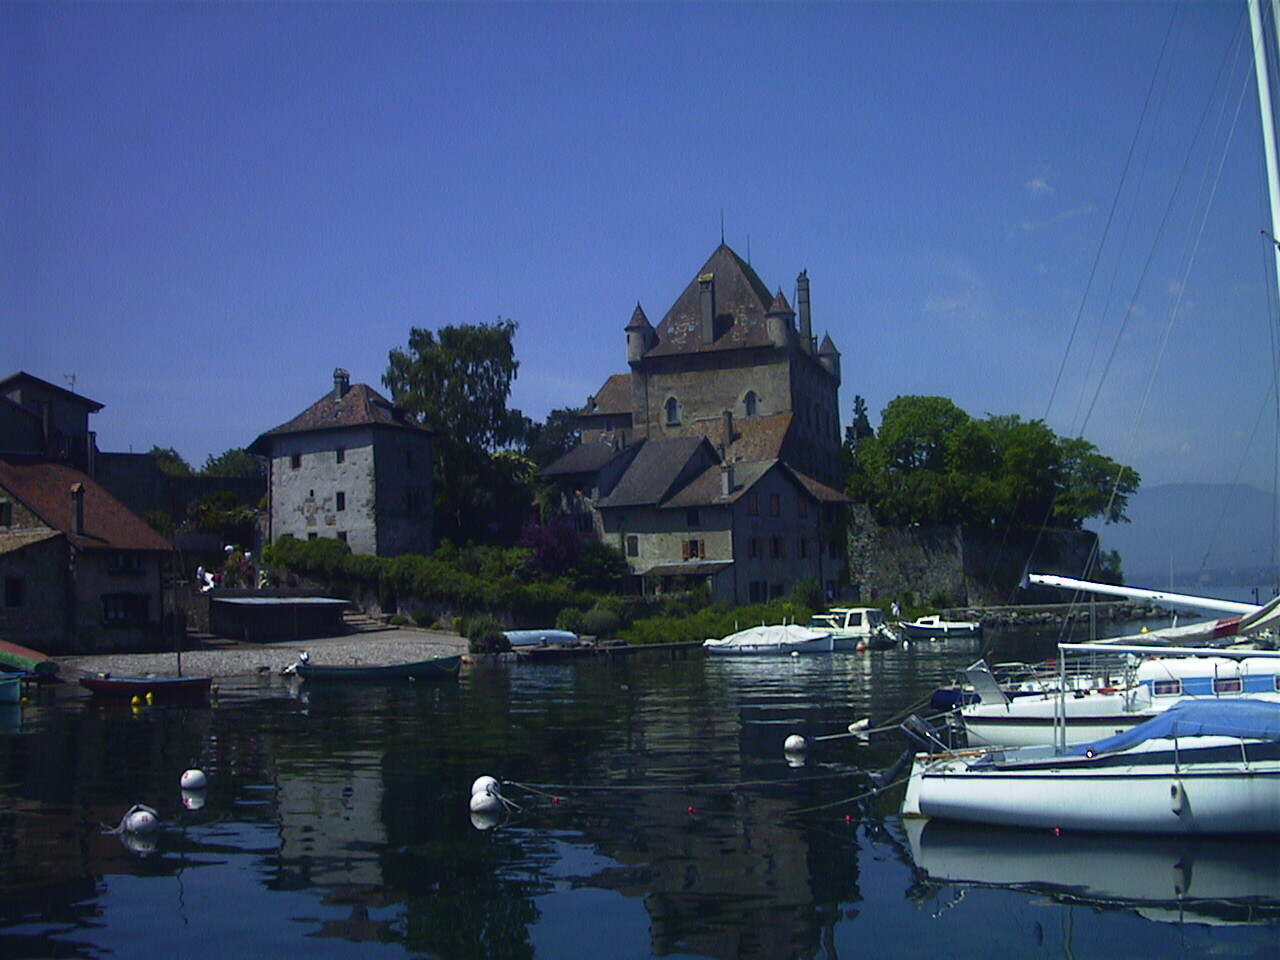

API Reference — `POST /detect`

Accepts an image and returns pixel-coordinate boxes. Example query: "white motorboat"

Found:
[960,643,1280,748]
[805,607,898,650]
[902,697,1280,835]
[900,615,982,640]
[702,623,833,655]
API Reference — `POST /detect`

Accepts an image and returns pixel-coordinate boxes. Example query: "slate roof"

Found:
[0,371,104,413]
[249,383,429,453]
[596,436,713,508]
[646,244,779,357]
[582,374,633,417]
[0,459,172,553]
[724,413,791,462]
[538,439,630,478]
[663,458,850,510]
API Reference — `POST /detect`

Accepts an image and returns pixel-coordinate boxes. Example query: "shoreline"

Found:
[56,628,470,680]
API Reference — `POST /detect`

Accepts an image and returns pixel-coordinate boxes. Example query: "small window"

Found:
[336,491,346,512]
[336,447,345,464]
[337,531,348,543]
[770,536,784,559]
[682,539,704,560]
[0,501,11,526]
[308,532,318,540]
[769,493,781,517]
[744,391,758,417]
[747,491,759,515]
[626,535,638,557]
[1152,679,1182,696]
[1213,677,1242,694]
[748,537,761,559]
[664,397,680,426]
[290,453,301,470]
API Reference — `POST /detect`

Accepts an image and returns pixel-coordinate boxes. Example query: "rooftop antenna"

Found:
[64,373,77,391]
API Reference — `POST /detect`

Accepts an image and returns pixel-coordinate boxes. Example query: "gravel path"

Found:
[57,628,470,679]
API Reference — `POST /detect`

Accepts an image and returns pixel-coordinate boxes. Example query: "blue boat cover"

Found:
[1066,698,1280,757]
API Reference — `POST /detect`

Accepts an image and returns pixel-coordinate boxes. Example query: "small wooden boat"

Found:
[78,674,213,704]
[290,652,462,682]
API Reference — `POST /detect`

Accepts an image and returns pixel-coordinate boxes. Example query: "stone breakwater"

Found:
[57,629,469,680]
[945,601,1177,627]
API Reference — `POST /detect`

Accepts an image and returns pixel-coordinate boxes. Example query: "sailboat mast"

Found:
[1252,0,1280,259]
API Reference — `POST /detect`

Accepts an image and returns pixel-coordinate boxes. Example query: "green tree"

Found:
[383,319,530,543]
[525,407,582,468]
[149,446,193,477]
[201,447,265,477]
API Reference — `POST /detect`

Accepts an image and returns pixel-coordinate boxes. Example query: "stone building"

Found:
[0,459,172,653]
[0,371,102,472]
[249,369,435,557]
[542,244,848,604]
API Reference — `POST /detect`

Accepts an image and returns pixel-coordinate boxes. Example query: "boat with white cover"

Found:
[702,623,833,654]
[902,697,1280,835]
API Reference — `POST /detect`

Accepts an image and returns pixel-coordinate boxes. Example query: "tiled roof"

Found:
[596,436,713,508]
[0,459,172,553]
[793,468,851,503]
[725,413,791,462]
[538,439,631,478]
[249,383,429,452]
[582,374,633,417]
[646,244,778,357]
[662,459,773,508]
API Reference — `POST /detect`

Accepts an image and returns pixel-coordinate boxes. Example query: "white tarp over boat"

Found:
[702,624,833,654]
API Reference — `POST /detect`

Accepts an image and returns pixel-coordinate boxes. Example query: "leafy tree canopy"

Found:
[149,446,193,477]
[201,447,265,478]
[383,319,532,543]
[846,395,1140,529]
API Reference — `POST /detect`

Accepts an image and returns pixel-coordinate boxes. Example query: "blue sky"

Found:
[5,1,1280,494]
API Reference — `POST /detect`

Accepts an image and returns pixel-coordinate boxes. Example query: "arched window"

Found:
[744,391,759,417]
[664,396,680,425]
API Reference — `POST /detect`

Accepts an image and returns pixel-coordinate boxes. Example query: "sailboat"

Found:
[897,0,1280,835]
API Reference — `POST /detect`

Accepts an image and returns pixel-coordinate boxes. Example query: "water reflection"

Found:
[0,630,1277,959]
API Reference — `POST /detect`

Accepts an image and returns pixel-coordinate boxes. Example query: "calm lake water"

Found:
[3,622,1279,960]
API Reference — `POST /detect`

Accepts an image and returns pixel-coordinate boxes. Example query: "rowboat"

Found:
[901,697,1280,835]
[289,652,462,681]
[78,674,213,704]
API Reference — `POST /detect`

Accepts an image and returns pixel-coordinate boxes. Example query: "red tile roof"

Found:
[0,459,172,553]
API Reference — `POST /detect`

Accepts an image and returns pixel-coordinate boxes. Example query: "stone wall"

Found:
[845,505,1099,607]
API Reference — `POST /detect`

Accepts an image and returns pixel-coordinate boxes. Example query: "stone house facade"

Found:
[0,459,172,653]
[0,371,102,472]
[249,370,435,557]
[542,244,848,604]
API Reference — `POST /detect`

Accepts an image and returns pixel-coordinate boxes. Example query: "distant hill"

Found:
[1098,483,1279,586]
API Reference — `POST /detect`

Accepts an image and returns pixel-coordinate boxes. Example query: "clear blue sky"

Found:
[5,1,1279,493]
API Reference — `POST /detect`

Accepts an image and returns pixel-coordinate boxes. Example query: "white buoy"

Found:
[181,789,207,811]
[180,769,208,790]
[471,775,500,797]
[122,804,160,835]
[784,734,808,754]
[470,809,502,831]
[469,790,504,815]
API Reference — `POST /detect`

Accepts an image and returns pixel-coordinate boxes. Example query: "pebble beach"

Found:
[56,628,470,680]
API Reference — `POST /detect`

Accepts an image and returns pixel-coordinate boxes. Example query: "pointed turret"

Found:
[766,289,794,348]
[625,302,657,364]
[818,333,841,385]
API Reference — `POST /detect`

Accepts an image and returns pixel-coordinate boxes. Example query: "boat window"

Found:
[1213,677,1242,694]
[1152,679,1182,696]
[850,612,862,626]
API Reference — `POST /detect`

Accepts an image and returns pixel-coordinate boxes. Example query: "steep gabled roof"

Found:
[0,459,171,553]
[249,383,430,453]
[596,436,715,508]
[646,244,778,357]
[724,413,792,462]
[539,439,632,478]
[663,458,850,510]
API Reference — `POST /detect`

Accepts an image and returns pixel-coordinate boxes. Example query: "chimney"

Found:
[698,273,716,345]
[70,483,84,536]
[721,409,734,448]
[797,270,812,353]
[720,463,735,498]
[333,368,350,400]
